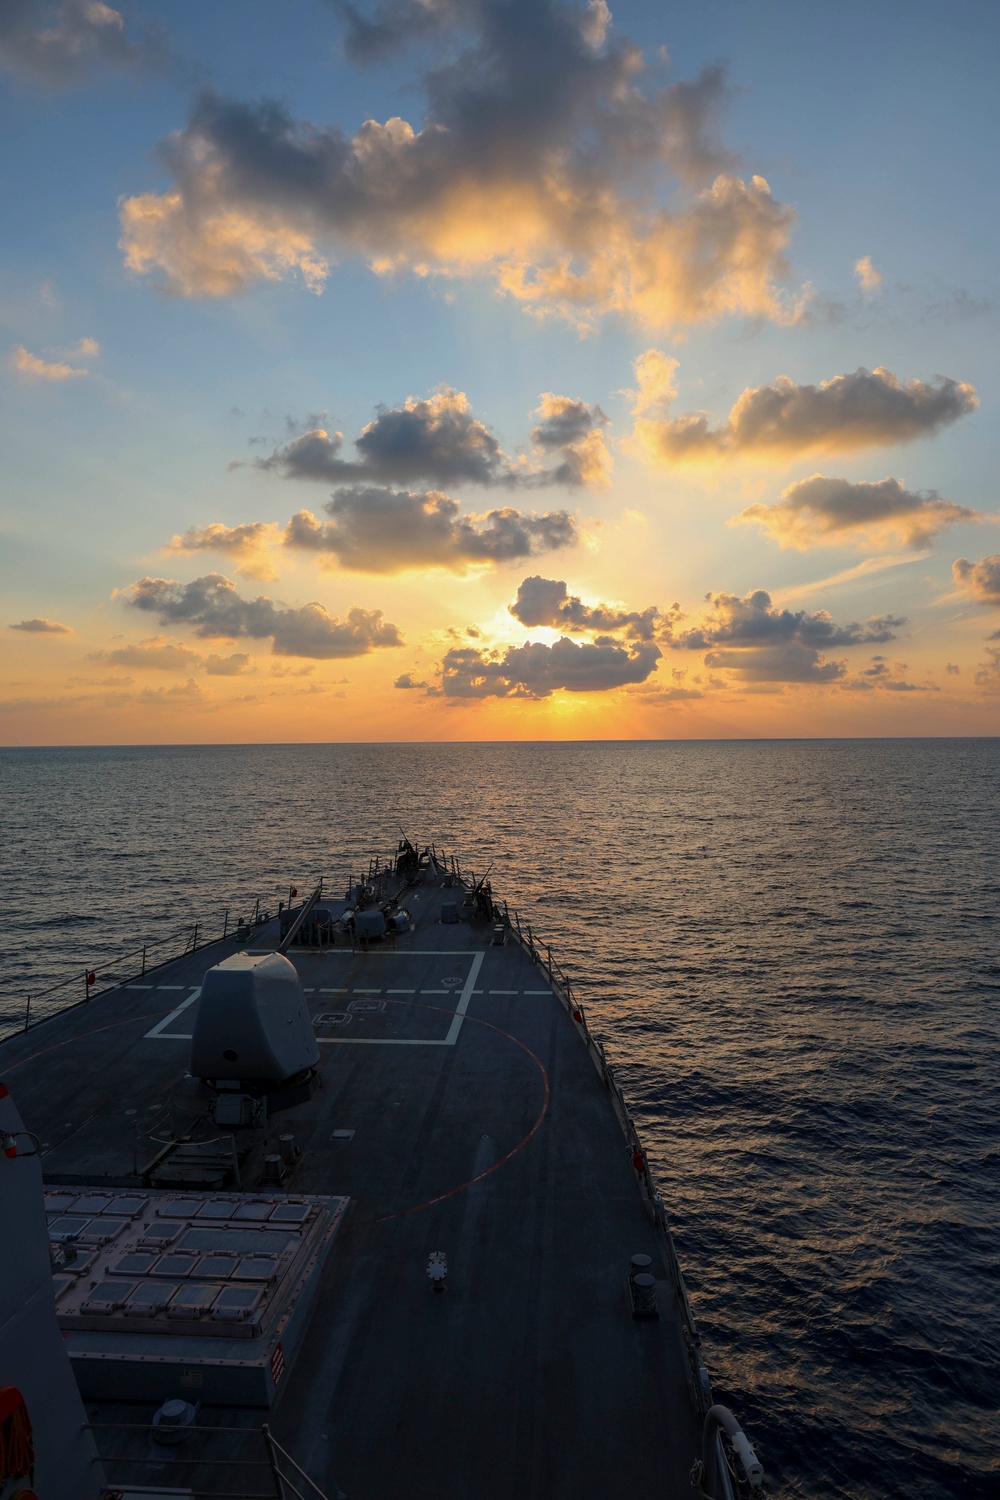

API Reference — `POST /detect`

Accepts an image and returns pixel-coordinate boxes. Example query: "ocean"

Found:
[0,740,996,1498]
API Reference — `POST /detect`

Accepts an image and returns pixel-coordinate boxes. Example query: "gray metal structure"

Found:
[0,848,764,1500]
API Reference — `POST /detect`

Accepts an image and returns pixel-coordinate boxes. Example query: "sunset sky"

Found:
[2,0,999,743]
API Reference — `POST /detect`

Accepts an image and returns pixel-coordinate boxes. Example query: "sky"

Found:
[1,0,999,744]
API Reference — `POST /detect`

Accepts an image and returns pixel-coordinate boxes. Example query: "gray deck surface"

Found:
[0,878,705,1500]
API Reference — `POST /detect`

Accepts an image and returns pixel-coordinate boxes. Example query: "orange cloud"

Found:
[632,360,978,468]
[737,474,979,551]
[117,6,799,332]
[10,344,88,382]
[168,522,279,580]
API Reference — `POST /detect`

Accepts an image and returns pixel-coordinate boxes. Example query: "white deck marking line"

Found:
[320,952,484,1048]
[525,989,553,995]
[443,951,483,1046]
[353,988,382,994]
[314,950,480,957]
[319,987,348,994]
[144,987,201,1039]
[158,985,186,991]
[319,1037,447,1046]
[489,989,518,995]
[126,984,154,990]
[386,989,415,994]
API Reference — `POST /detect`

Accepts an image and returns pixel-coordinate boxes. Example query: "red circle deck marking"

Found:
[3,993,553,1221]
[371,997,551,1222]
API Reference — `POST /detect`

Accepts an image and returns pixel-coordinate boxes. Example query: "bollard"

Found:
[278,1133,298,1166]
[631,1273,658,1318]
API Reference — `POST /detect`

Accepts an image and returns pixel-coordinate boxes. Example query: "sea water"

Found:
[0,740,996,1498]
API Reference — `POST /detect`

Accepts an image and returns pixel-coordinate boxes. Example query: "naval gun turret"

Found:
[190,950,319,1089]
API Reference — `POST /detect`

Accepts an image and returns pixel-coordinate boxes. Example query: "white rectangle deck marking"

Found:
[144,987,201,1039]
[353,988,382,994]
[319,952,484,1047]
[386,989,415,994]
[490,989,518,995]
[525,989,553,995]
[126,984,154,990]
[158,985,186,991]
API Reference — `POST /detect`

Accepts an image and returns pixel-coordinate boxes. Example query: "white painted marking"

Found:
[158,985,186,991]
[353,988,382,994]
[386,989,415,994]
[126,984,154,990]
[144,987,201,1039]
[490,989,518,995]
[318,1037,446,1046]
[443,951,483,1047]
[525,989,552,995]
[319,987,348,994]
[318,952,484,1047]
[310,950,478,957]
[305,987,316,993]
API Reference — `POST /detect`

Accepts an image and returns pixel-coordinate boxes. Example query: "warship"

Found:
[0,841,766,1500]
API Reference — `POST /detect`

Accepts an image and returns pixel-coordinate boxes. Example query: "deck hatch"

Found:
[111,1253,159,1276]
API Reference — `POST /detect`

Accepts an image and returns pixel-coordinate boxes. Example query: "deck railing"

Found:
[499,892,719,1428]
[2,890,305,1044]
[87,1419,338,1499]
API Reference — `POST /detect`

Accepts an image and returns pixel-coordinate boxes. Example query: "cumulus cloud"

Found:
[10,344,89,381]
[508,575,659,640]
[168,522,279,580]
[121,572,403,659]
[632,360,978,466]
[843,655,936,693]
[253,387,609,490]
[204,652,254,676]
[117,3,799,331]
[737,474,978,551]
[529,396,611,488]
[282,490,576,573]
[952,555,1000,605]
[854,256,881,292]
[0,0,165,86]
[394,672,430,689]
[440,635,661,698]
[668,589,903,683]
[8,616,72,633]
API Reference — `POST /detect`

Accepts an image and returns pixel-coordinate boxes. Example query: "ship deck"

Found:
[0,874,707,1500]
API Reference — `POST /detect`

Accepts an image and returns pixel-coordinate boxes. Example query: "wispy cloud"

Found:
[10,343,90,382]
[0,0,168,87]
[8,616,73,633]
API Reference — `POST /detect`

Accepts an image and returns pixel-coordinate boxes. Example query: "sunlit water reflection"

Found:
[1,741,997,1498]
